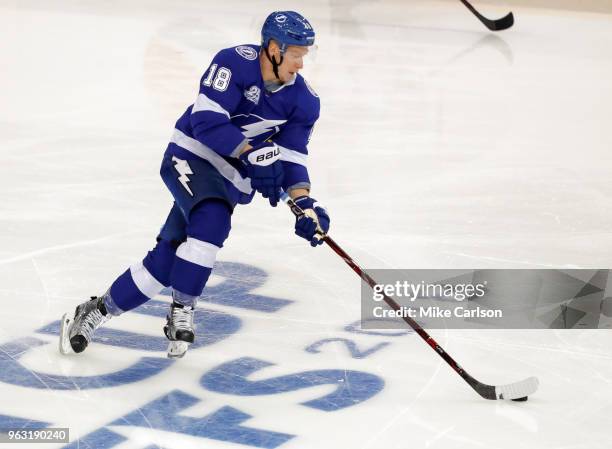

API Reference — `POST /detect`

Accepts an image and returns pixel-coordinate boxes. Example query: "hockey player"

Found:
[59,11,330,358]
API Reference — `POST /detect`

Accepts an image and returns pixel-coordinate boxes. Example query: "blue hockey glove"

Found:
[240,141,284,207]
[294,196,330,247]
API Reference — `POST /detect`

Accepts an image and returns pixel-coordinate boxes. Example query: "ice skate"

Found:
[164,301,195,359]
[59,296,109,354]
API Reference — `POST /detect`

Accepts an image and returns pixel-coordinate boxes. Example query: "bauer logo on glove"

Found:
[254,147,281,164]
[244,142,281,166]
[240,141,284,206]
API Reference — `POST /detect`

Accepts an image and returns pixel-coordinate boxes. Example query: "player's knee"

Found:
[187,199,232,247]
[157,203,188,247]
[142,238,180,286]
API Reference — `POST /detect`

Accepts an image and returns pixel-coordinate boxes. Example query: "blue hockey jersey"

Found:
[165,44,320,205]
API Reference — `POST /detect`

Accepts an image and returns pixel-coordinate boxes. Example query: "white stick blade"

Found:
[495,376,539,400]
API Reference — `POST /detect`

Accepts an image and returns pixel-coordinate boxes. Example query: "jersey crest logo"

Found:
[244,86,261,104]
[235,46,258,61]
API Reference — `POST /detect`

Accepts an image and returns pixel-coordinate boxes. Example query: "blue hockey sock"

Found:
[170,199,231,299]
[106,239,177,314]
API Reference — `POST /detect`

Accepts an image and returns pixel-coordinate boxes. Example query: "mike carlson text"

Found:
[372,306,503,319]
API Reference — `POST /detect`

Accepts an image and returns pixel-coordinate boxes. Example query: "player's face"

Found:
[279,45,309,82]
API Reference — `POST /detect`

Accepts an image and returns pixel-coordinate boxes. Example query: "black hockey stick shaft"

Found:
[282,193,497,399]
[321,235,495,399]
[458,0,514,31]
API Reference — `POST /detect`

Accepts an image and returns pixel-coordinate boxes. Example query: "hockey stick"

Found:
[281,192,538,401]
[459,0,514,31]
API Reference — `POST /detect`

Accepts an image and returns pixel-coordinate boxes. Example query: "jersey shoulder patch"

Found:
[235,45,258,61]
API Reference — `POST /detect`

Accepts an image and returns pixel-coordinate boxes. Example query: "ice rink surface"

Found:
[1,0,612,448]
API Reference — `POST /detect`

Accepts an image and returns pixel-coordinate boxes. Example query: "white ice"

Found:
[1,1,612,448]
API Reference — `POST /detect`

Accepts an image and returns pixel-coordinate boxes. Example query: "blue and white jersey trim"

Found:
[192,93,231,118]
[170,129,252,194]
[278,145,308,167]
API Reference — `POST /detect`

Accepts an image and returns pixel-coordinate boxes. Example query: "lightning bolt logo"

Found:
[172,156,194,196]
[239,116,287,139]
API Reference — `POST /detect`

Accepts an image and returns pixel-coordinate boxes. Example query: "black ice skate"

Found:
[164,302,195,359]
[59,296,109,354]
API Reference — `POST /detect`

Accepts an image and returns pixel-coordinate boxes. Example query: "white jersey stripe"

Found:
[170,129,253,194]
[192,93,231,118]
[130,262,165,299]
[176,237,220,268]
[278,145,308,167]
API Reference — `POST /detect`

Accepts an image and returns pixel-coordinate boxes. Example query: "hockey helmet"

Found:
[261,11,315,53]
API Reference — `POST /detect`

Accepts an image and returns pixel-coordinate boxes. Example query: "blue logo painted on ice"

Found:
[0,261,400,448]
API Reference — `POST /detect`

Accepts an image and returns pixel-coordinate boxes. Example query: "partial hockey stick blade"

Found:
[59,313,73,355]
[487,11,514,31]
[459,0,514,31]
[467,374,539,400]
[495,376,539,401]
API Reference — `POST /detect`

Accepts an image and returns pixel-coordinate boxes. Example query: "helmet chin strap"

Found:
[265,47,284,80]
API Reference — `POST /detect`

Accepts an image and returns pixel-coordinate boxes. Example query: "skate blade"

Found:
[167,340,190,359]
[59,313,73,355]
